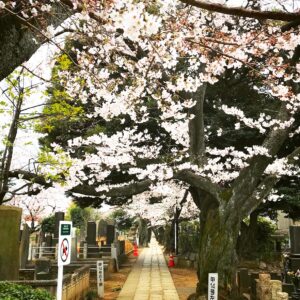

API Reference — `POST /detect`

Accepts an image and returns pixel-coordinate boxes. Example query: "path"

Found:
[117,238,180,300]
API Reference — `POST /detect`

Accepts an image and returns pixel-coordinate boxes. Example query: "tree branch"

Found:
[229,103,291,208]
[70,179,152,200]
[174,169,222,201]
[8,170,53,187]
[180,0,300,22]
[188,84,207,167]
[238,144,300,217]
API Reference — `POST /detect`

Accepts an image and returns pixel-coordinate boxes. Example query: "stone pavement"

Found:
[117,238,180,300]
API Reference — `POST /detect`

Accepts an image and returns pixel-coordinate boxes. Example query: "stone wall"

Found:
[5,265,90,300]
[256,273,288,300]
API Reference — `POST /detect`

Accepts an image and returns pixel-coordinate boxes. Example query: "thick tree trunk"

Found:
[237,210,259,259]
[195,207,241,299]
[0,5,70,81]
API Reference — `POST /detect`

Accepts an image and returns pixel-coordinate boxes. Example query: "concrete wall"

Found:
[6,265,90,300]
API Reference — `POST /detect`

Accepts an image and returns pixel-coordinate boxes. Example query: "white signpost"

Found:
[97,260,104,298]
[57,221,72,300]
[208,273,218,300]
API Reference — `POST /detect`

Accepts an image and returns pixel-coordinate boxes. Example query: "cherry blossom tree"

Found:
[2,0,300,298]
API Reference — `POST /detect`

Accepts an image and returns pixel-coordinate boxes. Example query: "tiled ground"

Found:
[117,239,179,300]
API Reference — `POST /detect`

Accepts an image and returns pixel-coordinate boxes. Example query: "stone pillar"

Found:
[87,221,97,245]
[271,280,282,299]
[256,273,272,300]
[54,212,65,239]
[71,227,77,262]
[19,223,30,268]
[45,234,52,248]
[106,225,115,246]
[0,205,22,280]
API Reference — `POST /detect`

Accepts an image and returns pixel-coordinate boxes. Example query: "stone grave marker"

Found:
[54,212,65,239]
[106,225,115,246]
[86,221,100,258]
[71,227,77,262]
[98,220,107,243]
[19,223,30,269]
[45,234,52,248]
[87,221,97,245]
[0,206,22,280]
[290,226,300,255]
[238,268,250,295]
[35,258,51,280]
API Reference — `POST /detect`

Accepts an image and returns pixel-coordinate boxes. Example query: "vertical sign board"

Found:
[208,273,218,300]
[97,260,104,298]
[57,221,72,300]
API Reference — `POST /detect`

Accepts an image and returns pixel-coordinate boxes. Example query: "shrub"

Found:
[0,282,53,300]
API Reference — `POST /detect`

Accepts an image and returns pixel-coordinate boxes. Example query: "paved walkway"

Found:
[117,238,180,300]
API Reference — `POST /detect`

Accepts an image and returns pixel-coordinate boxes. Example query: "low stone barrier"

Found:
[256,273,288,300]
[5,265,90,300]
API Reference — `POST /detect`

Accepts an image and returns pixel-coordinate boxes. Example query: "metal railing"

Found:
[29,244,113,261]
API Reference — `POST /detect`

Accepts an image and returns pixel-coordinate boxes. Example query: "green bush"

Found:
[85,289,98,300]
[0,282,53,300]
[40,215,55,234]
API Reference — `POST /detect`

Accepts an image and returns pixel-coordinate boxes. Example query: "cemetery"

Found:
[0,0,300,299]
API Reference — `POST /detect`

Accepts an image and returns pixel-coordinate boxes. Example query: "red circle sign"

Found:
[60,238,69,262]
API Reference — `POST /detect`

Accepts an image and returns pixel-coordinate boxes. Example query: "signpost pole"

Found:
[97,260,104,298]
[208,273,218,300]
[56,221,72,300]
[56,265,63,300]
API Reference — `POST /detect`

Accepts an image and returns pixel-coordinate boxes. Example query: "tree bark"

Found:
[0,4,71,81]
[196,203,241,299]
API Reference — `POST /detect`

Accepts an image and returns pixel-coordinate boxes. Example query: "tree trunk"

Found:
[195,207,241,299]
[237,210,259,259]
[0,5,70,81]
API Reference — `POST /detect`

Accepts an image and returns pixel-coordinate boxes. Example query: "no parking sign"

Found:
[58,221,72,266]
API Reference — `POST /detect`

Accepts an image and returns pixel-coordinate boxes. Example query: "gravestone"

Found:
[34,258,51,280]
[238,268,250,295]
[45,234,52,248]
[0,206,22,280]
[38,230,45,246]
[19,224,30,269]
[87,221,97,245]
[290,226,300,255]
[119,240,125,255]
[106,225,115,245]
[86,222,100,258]
[71,227,77,262]
[98,220,107,237]
[250,272,259,299]
[54,212,65,239]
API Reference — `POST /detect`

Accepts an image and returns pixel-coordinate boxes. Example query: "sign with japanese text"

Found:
[208,273,218,300]
[97,260,104,297]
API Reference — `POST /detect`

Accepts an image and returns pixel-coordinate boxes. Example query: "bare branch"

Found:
[180,0,300,22]
[8,170,53,187]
